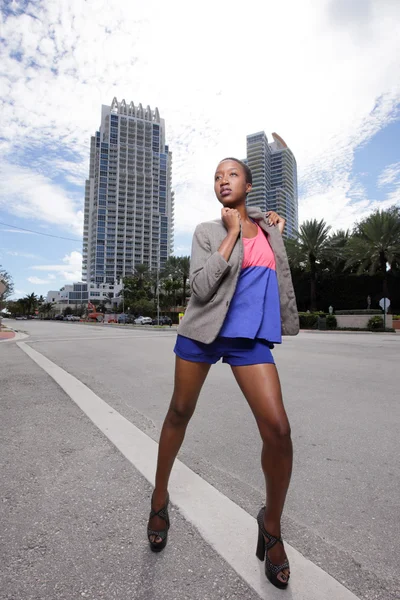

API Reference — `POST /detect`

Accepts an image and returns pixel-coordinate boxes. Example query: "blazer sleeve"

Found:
[190,223,232,303]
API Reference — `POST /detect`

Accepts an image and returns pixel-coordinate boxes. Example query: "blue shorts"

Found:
[174,335,275,366]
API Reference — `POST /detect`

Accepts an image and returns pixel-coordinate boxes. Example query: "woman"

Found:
[147,157,299,589]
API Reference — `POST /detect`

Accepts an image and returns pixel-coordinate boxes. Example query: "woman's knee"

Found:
[166,400,195,428]
[259,416,291,445]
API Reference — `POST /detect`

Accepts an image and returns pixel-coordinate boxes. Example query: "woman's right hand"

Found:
[221,207,241,235]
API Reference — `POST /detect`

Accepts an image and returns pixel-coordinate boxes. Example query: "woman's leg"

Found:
[231,363,292,584]
[149,356,211,541]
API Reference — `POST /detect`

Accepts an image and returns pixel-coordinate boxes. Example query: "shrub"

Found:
[326,314,337,329]
[367,315,384,331]
[299,313,318,329]
[335,309,382,315]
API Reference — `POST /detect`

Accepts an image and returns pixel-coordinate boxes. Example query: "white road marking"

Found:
[17,341,360,600]
[26,333,175,344]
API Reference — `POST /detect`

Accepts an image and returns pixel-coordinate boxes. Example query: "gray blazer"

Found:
[177,207,299,344]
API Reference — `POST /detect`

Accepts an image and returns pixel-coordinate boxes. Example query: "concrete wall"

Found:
[336,314,392,328]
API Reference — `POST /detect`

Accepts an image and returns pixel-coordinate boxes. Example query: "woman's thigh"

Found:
[231,363,290,435]
[169,356,212,417]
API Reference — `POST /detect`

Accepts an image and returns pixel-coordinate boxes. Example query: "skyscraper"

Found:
[245,132,298,238]
[82,98,174,285]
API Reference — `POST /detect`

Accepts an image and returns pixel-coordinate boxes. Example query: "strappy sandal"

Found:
[147,493,170,552]
[256,507,290,589]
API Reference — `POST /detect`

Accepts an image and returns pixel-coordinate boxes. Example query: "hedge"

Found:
[335,309,382,315]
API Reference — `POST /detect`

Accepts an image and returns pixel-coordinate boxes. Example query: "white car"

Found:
[134,316,153,325]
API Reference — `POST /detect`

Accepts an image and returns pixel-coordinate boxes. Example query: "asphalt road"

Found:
[1,319,399,600]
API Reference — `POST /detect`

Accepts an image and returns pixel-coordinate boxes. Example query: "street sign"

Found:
[379,298,390,313]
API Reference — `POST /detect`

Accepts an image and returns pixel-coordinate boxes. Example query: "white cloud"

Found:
[27,276,50,285]
[32,251,82,282]
[0,0,399,237]
[378,162,400,187]
[7,250,39,259]
[0,163,83,234]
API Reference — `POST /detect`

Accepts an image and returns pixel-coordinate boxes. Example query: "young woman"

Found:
[147,158,299,589]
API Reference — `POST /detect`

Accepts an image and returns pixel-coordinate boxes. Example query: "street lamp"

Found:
[156,266,160,323]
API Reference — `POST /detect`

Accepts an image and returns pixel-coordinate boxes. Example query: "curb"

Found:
[0,328,29,342]
[0,330,16,342]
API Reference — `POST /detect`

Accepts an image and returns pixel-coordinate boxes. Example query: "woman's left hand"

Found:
[266,211,285,235]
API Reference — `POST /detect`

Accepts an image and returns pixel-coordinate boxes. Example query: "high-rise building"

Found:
[82,98,174,284]
[245,131,298,238]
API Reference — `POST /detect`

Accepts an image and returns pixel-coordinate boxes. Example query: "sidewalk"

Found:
[0,330,15,341]
[0,343,259,600]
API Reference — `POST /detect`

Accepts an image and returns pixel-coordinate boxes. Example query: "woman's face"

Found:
[214,160,251,206]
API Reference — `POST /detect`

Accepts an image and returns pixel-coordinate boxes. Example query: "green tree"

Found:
[0,266,14,307]
[345,206,400,298]
[323,229,351,274]
[134,263,150,290]
[24,292,38,314]
[178,256,190,306]
[4,300,23,316]
[286,219,331,311]
[40,302,55,318]
[162,256,190,306]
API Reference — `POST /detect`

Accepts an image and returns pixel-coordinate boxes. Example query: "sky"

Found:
[1,0,399,300]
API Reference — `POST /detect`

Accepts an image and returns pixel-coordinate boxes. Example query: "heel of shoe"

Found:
[256,527,265,561]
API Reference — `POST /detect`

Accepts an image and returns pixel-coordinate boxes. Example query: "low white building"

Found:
[45,281,123,313]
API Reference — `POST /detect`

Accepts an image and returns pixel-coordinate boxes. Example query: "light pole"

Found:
[156,266,160,323]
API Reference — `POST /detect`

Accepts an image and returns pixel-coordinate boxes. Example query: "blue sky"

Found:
[1,0,399,299]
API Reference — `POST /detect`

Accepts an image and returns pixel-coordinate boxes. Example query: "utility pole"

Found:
[157,264,160,323]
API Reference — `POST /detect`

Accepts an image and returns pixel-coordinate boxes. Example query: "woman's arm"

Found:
[190,209,241,303]
[190,224,233,303]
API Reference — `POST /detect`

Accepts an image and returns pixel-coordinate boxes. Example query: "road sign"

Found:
[379,298,390,313]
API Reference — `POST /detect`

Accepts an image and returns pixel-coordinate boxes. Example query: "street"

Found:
[1,320,399,600]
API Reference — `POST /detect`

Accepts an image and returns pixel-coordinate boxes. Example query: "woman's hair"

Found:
[220,157,253,185]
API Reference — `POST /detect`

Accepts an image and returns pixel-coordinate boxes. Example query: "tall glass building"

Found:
[82,98,174,284]
[245,132,298,239]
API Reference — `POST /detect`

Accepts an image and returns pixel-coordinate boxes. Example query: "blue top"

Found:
[219,224,282,344]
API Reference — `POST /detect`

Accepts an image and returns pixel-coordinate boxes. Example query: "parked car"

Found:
[152,316,172,326]
[54,314,64,320]
[134,316,153,325]
[118,313,135,324]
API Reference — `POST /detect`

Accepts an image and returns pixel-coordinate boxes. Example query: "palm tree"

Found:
[345,207,400,298]
[162,256,180,279]
[161,278,181,307]
[322,229,351,274]
[288,219,331,311]
[178,256,190,306]
[162,256,190,306]
[134,264,150,289]
[24,293,38,315]
[40,302,54,318]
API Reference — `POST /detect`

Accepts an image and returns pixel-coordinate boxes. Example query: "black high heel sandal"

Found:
[256,507,290,589]
[147,493,170,552]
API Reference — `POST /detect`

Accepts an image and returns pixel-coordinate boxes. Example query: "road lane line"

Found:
[17,341,360,600]
[26,333,176,344]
